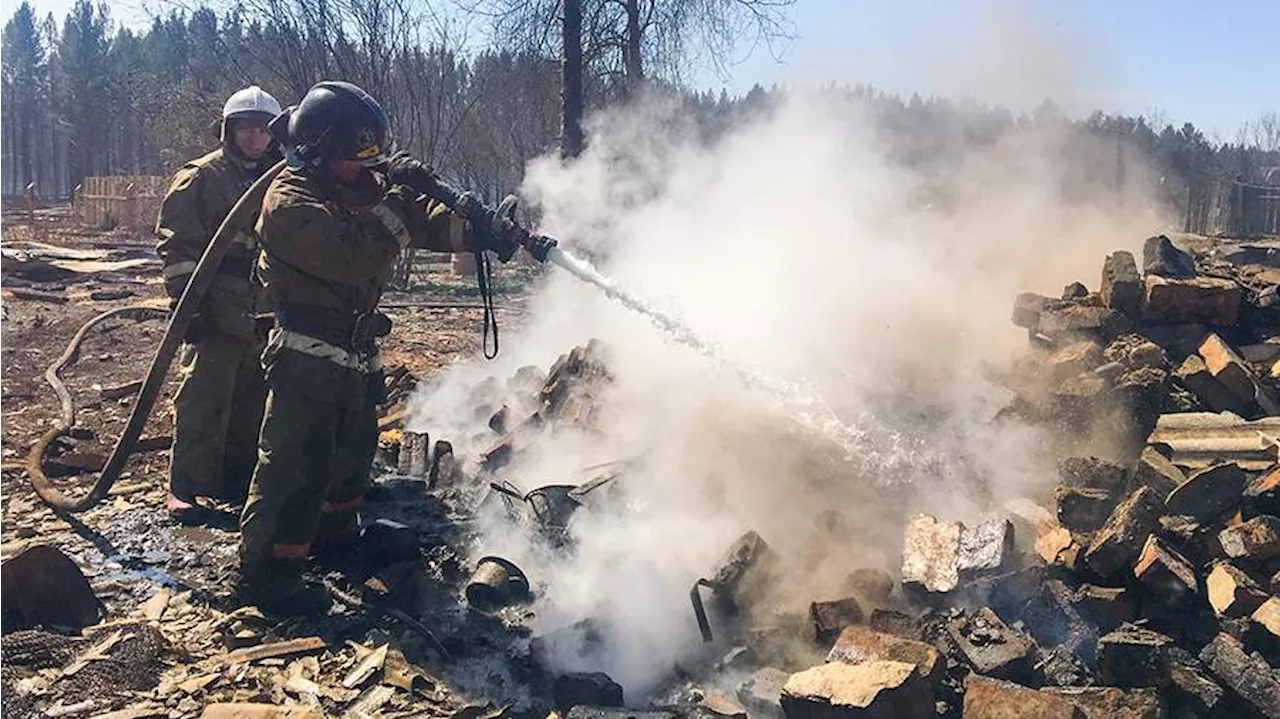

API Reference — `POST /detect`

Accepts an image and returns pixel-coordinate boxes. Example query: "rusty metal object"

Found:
[465,556,530,613]
[488,471,620,539]
[1,544,104,632]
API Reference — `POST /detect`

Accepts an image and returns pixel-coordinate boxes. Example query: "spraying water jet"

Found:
[540,245,872,457]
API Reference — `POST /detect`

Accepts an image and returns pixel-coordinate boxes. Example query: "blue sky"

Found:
[5,0,1275,138]
[696,0,1278,139]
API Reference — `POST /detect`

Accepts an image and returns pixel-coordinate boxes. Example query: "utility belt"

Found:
[268,328,383,374]
[272,303,391,373]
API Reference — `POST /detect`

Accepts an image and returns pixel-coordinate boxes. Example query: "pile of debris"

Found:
[1005,235,1278,435]
[389,339,614,485]
[645,235,1278,719]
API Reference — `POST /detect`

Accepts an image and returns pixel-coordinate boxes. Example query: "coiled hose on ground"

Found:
[26,160,287,512]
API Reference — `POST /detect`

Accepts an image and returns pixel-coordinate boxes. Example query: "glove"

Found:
[385,151,437,195]
[451,192,514,262]
[524,233,558,262]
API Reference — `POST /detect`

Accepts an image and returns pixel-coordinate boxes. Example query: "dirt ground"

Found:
[1,206,545,718]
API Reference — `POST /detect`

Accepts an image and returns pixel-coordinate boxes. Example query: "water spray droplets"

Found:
[546,246,917,468]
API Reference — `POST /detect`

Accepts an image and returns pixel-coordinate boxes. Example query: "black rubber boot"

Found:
[235,562,333,617]
[250,583,333,618]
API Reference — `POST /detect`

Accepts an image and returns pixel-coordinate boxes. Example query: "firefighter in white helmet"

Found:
[154,85,284,523]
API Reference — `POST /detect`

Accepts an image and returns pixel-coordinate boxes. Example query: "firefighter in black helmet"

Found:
[237,81,528,614]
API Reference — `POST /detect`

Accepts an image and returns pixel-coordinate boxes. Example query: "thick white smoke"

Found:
[409,87,1173,698]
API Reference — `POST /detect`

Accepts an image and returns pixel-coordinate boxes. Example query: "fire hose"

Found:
[27,160,288,512]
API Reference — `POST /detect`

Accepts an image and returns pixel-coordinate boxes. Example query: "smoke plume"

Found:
[410,82,1172,699]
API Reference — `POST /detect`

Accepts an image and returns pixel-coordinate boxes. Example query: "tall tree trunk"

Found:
[560,0,584,159]
[623,0,642,96]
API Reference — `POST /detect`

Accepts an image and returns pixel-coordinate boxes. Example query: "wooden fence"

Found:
[1184,172,1280,238]
[74,175,170,229]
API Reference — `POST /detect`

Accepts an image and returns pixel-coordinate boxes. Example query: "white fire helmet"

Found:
[220,86,282,142]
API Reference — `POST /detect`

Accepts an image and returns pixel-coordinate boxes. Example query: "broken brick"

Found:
[1198,633,1280,718]
[826,625,941,684]
[736,668,788,719]
[1055,486,1117,533]
[481,437,515,472]
[1164,461,1247,523]
[1142,235,1196,278]
[1039,304,1131,342]
[1085,485,1164,578]
[698,690,748,719]
[809,597,864,645]
[1244,465,1280,518]
[944,607,1036,683]
[1039,687,1161,719]
[553,672,624,711]
[1096,626,1173,687]
[1127,341,1168,370]
[1037,649,1093,689]
[1141,274,1242,326]
[1173,354,1247,414]
[1004,497,1055,549]
[901,514,961,594]
[1157,513,1223,566]
[979,567,1050,621]
[1053,373,1110,407]
[1101,250,1141,316]
[962,675,1084,719]
[1164,648,1229,716]
[1142,323,1208,360]
[398,430,430,476]
[1114,367,1170,421]
[1200,333,1271,408]
[1252,597,1280,642]
[1097,627,1227,715]
[748,615,816,669]
[1073,585,1136,633]
[428,440,463,487]
[1035,523,1078,567]
[867,609,919,640]
[1059,456,1128,492]
[1219,515,1280,561]
[1004,497,1055,527]
[1131,446,1185,496]
[1206,563,1269,617]
[779,661,932,719]
[1048,341,1105,381]
[1020,579,1098,666]
[957,516,1014,579]
[1133,535,1198,606]
[1013,292,1056,329]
